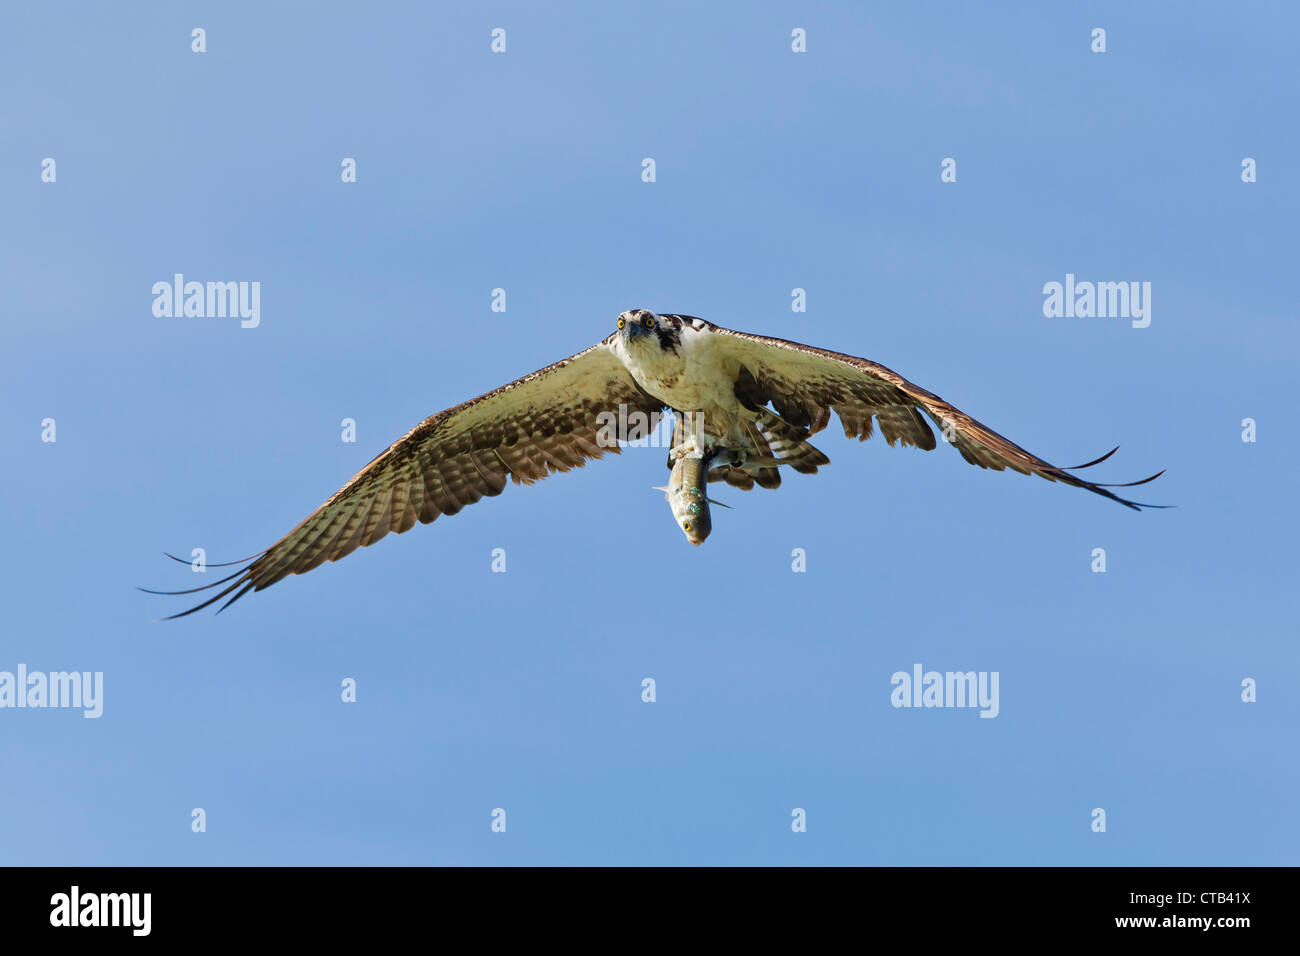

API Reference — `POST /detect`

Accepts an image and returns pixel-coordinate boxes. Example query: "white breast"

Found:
[614,325,736,412]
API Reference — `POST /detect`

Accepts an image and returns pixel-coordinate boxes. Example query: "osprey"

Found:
[149,310,1164,617]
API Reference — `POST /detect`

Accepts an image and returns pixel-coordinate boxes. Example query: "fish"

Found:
[655,454,714,545]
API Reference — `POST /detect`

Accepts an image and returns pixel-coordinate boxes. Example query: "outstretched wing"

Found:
[695,319,1164,509]
[150,339,662,618]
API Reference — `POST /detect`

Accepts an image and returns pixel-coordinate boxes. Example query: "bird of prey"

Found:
[148,309,1164,617]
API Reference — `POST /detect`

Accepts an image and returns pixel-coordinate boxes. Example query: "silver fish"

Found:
[656,454,712,545]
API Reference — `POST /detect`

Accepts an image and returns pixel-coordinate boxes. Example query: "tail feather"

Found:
[741,419,781,488]
[705,408,830,488]
[752,408,830,475]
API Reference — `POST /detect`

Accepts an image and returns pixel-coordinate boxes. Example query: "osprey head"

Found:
[616,309,663,345]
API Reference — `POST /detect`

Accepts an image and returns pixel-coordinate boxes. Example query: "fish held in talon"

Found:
[654,454,713,546]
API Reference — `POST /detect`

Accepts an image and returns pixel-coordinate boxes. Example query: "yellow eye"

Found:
[617,317,625,329]
[643,315,655,329]
[682,521,691,531]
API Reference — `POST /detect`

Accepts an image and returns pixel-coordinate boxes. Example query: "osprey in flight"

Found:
[150,310,1164,617]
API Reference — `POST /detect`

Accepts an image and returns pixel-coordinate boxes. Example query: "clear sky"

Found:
[1,2,1296,865]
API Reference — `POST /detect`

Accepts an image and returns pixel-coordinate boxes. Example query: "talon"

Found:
[668,438,710,462]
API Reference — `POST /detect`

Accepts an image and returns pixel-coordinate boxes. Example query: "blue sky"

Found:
[1,1,1296,865]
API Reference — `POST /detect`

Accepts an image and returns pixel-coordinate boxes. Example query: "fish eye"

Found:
[617,317,626,329]
[682,521,691,531]
[642,315,655,329]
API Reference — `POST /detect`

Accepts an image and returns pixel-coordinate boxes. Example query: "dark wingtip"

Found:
[137,565,248,596]
[215,583,256,616]
[1059,462,1170,511]
[1063,445,1121,470]
[145,551,267,619]
[164,550,265,568]
[155,577,248,620]
[1092,469,1166,489]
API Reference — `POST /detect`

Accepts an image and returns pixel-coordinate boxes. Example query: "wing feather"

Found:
[700,320,1164,510]
[154,340,661,617]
